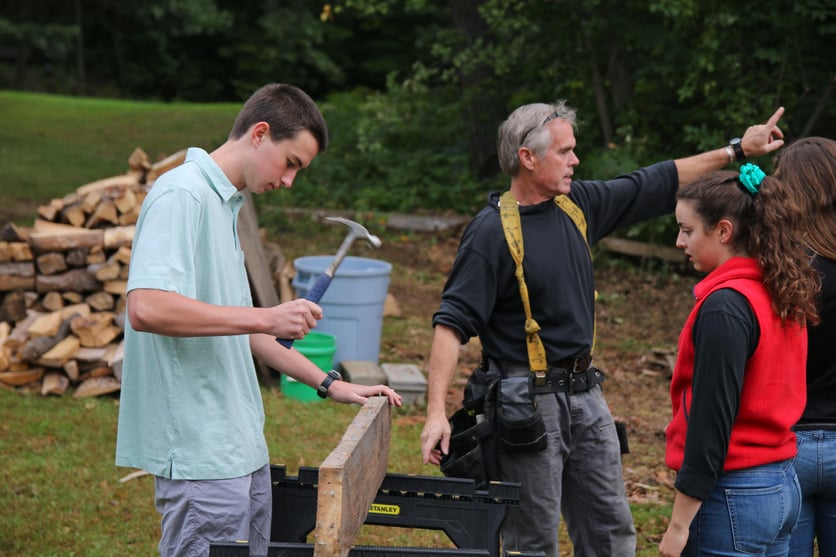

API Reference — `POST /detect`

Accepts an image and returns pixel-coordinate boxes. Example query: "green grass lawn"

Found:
[0,90,240,222]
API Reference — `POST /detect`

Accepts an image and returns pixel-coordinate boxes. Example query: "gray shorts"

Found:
[154,464,272,557]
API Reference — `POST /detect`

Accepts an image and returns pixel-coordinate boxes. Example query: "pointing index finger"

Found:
[766,106,784,128]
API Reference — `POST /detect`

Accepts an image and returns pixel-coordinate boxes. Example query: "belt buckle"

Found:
[534,370,548,387]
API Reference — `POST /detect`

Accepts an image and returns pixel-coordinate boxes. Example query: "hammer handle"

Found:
[275,273,333,348]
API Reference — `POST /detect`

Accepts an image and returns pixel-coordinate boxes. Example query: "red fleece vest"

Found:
[666,257,807,471]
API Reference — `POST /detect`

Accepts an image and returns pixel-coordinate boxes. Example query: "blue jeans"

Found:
[790,429,836,557]
[683,459,801,557]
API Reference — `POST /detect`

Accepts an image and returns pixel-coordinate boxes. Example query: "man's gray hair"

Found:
[497,100,577,176]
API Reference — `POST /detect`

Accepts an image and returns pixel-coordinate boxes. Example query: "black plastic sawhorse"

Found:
[270,464,519,557]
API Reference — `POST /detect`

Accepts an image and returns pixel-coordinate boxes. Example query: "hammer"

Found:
[277,216,382,348]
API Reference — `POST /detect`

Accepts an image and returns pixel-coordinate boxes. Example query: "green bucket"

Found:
[280,331,337,402]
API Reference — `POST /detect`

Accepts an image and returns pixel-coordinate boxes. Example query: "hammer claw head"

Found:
[325,216,382,249]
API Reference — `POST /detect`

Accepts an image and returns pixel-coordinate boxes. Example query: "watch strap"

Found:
[729,138,746,161]
[317,369,342,399]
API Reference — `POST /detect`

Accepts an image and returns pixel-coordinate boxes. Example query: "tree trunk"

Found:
[450,0,504,179]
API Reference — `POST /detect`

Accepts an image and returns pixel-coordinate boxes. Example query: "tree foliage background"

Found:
[2,0,833,222]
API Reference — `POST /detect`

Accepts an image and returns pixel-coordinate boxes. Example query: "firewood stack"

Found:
[0,148,187,398]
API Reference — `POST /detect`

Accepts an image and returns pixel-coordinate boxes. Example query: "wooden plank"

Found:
[314,397,391,557]
[599,236,685,264]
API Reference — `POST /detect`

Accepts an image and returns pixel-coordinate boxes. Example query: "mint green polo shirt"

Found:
[115,147,269,480]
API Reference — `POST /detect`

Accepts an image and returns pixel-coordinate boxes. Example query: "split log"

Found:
[0,291,28,323]
[77,365,113,382]
[62,292,84,304]
[36,252,68,275]
[74,345,109,363]
[37,335,81,368]
[60,303,92,320]
[4,310,43,350]
[85,248,106,265]
[37,199,63,222]
[1,223,24,242]
[110,340,124,381]
[37,269,101,293]
[65,249,88,268]
[21,314,75,360]
[145,149,187,182]
[85,199,119,228]
[0,261,36,291]
[61,205,86,227]
[118,205,140,226]
[103,226,135,249]
[86,291,115,311]
[27,310,63,338]
[9,242,32,262]
[0,322,9,345]
[112,188,137,214]
[63,359,79,381]
[0,346,9,372]
[128,147,151,173]
[41,372,70,396]
[88,260,121,282]
[70,312,120,347]
[76,174,140,197]
[41,291,65,311]
[0,367,44,387]
[73,375,120,398]
[0,242,33,262]
[80,190,102,214]
[28,228,104,253]
[103,280,127,296]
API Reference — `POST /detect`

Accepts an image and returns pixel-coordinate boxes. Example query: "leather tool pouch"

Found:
[496,376,548,453]
[439,366,500,488]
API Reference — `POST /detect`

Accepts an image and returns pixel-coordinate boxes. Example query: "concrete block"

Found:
[381,363,427,405]
[339,360,387,386]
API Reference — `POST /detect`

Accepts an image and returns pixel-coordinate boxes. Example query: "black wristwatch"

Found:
[317,369,342,399]
[729,137,746,161]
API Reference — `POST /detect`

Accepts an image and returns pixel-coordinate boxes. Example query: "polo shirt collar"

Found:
[185,147,241,203]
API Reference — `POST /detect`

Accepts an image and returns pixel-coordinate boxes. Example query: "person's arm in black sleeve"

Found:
[674,289,759,500]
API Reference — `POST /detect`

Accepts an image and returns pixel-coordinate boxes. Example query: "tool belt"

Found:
[530,366,605,395]
[489,357,603,395]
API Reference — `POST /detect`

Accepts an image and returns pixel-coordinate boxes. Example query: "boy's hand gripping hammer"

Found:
[276,216,382,348]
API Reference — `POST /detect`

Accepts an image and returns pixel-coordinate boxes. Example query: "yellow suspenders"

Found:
[498,191,595,373]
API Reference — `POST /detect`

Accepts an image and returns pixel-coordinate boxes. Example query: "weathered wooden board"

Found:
[314,396,391,557]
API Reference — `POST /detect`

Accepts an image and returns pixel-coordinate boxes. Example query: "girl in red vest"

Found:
[660,164,820,556]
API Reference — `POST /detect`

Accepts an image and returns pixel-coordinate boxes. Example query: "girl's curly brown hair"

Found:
[677,170,820,326]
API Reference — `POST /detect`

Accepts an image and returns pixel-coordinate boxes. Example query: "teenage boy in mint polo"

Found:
[116,83,401,557]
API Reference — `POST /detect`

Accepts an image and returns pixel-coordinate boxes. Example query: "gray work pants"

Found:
[499,384,636,557]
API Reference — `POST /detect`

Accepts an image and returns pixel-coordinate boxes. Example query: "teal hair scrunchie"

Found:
[738,163,766,196]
